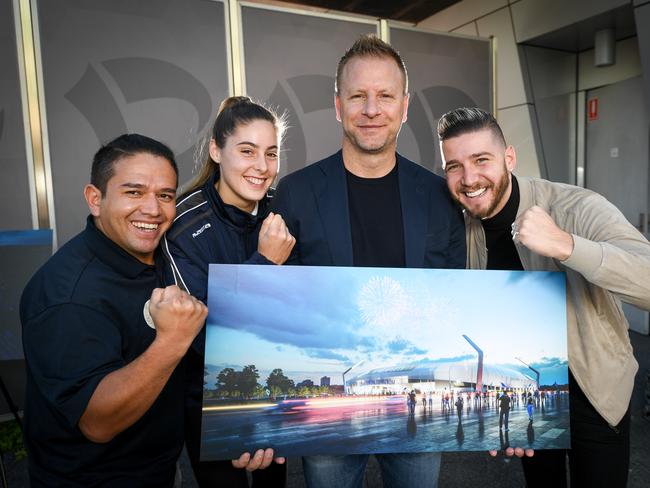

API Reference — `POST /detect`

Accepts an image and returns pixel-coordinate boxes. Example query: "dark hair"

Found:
[335,34,408,95]
[437,107,506,147]
[184,96,286,194]
[91,133,178,194]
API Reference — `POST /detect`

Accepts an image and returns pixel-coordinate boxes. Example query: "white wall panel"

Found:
[512,0,629,43]
[417,0,507,32]
[451,22,479,37]
[477,8,529,108]
[498,104,541,177]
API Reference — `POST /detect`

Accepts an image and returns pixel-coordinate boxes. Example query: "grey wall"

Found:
[418,0,543,178]
[635,2,650,117]
[521,45,577,183]
[390,28,491,174]
[241,7,492,177]
[511,0,630,43]
[37,0,230,246]
[241,7,375,178]
[0,0,32,230]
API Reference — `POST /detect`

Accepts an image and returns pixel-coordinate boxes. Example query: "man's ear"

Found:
[505,145,517,173]
[334,94,342,122]
[401,93,409,123]
[84,184,102,217]
[208,138,221,163]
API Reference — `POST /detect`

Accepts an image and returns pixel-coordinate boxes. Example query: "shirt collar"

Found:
[83,215,163,279]
[204,172,267,230]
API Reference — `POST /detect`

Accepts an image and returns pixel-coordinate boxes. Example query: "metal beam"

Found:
[462,334,483,393]
[16,0,49,229]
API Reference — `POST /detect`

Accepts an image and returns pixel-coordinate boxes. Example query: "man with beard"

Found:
[272,34,465,488]
[437,107,650,488]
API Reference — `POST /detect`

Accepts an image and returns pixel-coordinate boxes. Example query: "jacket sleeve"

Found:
[244,250,274,265]
[447,202,467,269]
[561,192,650,310]
[161,233,209,303]
[269,178,301,265]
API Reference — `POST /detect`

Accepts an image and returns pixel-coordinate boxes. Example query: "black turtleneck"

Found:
[481,175,523,270]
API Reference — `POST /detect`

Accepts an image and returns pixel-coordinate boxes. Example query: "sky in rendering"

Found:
[205,265,568,385]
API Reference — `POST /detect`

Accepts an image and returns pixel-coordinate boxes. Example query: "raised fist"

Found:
[258,212,295,265]
[148,285,207,355]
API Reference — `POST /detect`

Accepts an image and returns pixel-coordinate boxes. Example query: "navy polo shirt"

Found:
[20,216,184,487]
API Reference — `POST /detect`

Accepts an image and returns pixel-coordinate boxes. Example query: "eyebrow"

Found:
[120,182,176,194]
[236,142,278,150]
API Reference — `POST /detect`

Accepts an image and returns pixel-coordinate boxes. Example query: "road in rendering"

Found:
[200,394,570,460]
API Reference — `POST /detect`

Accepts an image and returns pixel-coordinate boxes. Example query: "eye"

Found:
[267,151,278,159]
[445,164,459,173]
[158,193,175,202]
[125,190,142,196]
[240,148,254,156]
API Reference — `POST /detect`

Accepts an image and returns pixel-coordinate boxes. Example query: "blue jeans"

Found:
[303,452,441,488]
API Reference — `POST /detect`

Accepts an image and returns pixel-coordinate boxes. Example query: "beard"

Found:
[455,162,511,220]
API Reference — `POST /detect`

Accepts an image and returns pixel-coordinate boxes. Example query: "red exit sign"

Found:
[588,97,598,121]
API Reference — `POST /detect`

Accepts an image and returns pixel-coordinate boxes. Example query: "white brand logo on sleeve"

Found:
[143,299,155,329]
[192,223,211,238]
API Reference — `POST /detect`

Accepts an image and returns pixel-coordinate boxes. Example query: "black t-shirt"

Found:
[481,176,523,271]
[20,217,183,487]
[346,163,406,267]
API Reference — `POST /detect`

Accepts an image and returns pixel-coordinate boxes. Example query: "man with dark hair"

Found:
[438,107,650,488]
[272,34,465,488]
[90,133,178,193]
[21,134,207,487]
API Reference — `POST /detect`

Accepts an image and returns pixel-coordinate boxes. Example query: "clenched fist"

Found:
[512,206,574,261]
[258,212,295,265]
[148,285,207,356]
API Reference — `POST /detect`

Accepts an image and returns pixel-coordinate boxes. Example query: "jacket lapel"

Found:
[398,156,427,268]
[315,152,354,266]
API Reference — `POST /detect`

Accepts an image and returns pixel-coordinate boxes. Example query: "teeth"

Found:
[465,188,486,198]
[132,222,158,230]
[245,176,265,185]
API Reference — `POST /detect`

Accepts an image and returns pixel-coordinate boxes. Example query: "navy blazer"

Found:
[271,150,466,268]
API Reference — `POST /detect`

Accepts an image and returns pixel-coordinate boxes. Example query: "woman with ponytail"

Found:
[163,96,294,487]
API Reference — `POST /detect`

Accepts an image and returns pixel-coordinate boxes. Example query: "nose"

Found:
[254,153,269,173]
[362,94,381,118]
[461,165,479,187]
[141,193,162,216]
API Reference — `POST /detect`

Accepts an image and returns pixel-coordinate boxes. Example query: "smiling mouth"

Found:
[131,222,159,232]
[244,176,266,185]
[463,187,487,198]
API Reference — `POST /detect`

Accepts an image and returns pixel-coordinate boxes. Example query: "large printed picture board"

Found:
[202,265,569,460]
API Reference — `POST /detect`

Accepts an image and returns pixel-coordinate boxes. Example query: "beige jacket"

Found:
[465,176,650,426]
